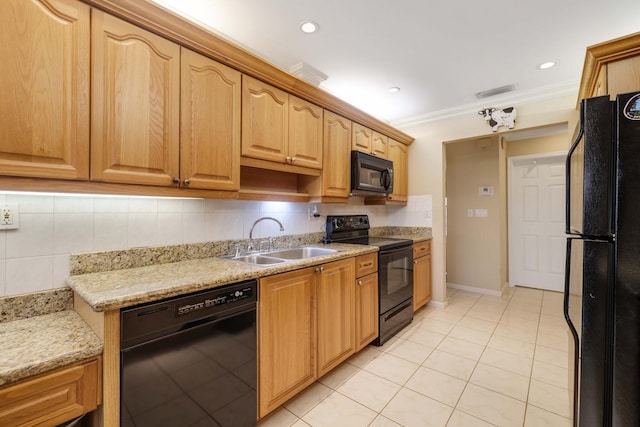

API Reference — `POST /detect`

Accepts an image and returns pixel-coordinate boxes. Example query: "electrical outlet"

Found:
[0,204,19,230]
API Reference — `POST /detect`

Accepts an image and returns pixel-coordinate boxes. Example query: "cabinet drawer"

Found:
[0,359,99,427]
[355,253,377,277]
[413,240,431,258]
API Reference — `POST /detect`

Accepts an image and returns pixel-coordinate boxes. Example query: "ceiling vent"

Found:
[475,84,516,99]
[289,62,328,87]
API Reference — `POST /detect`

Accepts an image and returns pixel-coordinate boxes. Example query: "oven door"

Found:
[378,244,413,314]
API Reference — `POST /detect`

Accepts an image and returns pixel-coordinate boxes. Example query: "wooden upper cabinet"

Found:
[322,111,352,199]
[352,123,372,153]
[242,77,322,170]
[180,48,241,190]
[242,75,289,163]
[579,32,640,100]
[91,11,180,186]
[372,131,388,158]
[386,138,408,203]
[0,0,90,180]
[288,95,323,169]
[352,124,388,158]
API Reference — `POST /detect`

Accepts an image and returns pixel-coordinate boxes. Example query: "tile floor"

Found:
[257,286,573,427]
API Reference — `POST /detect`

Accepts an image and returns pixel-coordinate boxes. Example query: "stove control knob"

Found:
[336,217,344,228]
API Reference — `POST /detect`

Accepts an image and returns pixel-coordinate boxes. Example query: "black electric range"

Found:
[324,215,414,345]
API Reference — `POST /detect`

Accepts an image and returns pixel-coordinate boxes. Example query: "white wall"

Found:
[0,191,429,297]
[398,93,579,305]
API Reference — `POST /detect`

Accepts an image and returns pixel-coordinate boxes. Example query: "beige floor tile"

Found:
[446,410,496,426]
[423,349,478,381]
[537,331,571,352]
[402,326,447,348]
[318,361,360,390]
[283,382,333,417]
[513,287,545,299]
[363,352,420,385]
[381,387,453,427]
[337,369,401,412]
[448,325,493,346]
[494,323,538,343]
[346,345,382,368]
[257,407,299,427]
[531,359,570,389]
[487,334,536,359]
[465,307,504,322]
[501,307,541,322]
[416,318,456,335]
[427,309,465,324]
[369,415,403,427]
[479,347,533,377]
[291,420,311,427]
[437,336,486,361]
[541,291,564,317]
[405,366,467,406]
[534,344,569,369]
[469,363,530,402]
[301,392,377,427]
[528,379,572,419]
[457,383,526,427]
[499,315,539,329]
[383,337,435,364]
[525,404,572,427]
[457,316,497,333]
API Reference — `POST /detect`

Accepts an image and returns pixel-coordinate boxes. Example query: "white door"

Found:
[509,153,566,291]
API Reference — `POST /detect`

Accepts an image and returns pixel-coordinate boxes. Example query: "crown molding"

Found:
[391,81,579,129]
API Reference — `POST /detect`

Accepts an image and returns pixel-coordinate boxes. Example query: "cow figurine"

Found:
[478,107,517,132]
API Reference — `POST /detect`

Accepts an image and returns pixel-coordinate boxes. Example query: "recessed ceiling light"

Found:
[300,21,319,34]
[388,87,400,94]
[538,61,556,70]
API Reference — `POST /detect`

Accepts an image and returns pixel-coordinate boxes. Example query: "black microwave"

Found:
[350,151,394,196]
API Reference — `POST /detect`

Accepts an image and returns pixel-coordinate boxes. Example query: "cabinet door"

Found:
[180,48,241,190]
[289,95,323,169]
[242,75,288,163]
[413,253,432,311]
[0,0,89,180]
[371,131,389,158]
[259,268,316,418]
[352,123,372,153]
[356,272,379,351]
[387,138,408,203]
[607,56,640,98]
[317,258,356,377]
[91,11,180,186]
[322,111,352,198]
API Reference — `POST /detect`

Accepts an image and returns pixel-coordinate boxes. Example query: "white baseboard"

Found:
[427,300,447,309]
[447,282,502,297]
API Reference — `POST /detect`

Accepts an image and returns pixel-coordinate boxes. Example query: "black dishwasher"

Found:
[120,280,257,427]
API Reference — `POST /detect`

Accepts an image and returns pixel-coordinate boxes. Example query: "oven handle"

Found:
[379,244,413,256]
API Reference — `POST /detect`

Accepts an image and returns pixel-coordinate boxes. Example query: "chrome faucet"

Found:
[249,217,285,241]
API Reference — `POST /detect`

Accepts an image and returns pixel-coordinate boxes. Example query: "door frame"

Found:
[507,151,567,289]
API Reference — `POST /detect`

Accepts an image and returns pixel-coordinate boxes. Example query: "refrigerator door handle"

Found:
[565,105,585,235]
[563,237,580,426]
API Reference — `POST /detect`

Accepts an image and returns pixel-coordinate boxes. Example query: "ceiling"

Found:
[152,0,639,126]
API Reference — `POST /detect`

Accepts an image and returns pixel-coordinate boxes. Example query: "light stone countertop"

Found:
[68,243,378,312]
[0,310,103,386]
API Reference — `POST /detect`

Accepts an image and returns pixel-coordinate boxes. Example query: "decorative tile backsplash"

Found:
[0,192,432,297]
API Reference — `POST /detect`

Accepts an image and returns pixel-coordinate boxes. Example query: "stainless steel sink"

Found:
[231,255,287,265]
[224,246,340,266]
[264,247,339,259]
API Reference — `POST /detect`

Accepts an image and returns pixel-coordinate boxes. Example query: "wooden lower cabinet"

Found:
[0,358,100,427]
[258,268,317,418]
[316,258,356,377]
[355,272,379,351]
[258,257,357,418]
[413,241,432,311]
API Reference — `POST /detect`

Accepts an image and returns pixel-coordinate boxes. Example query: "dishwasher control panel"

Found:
[177,285,254,316]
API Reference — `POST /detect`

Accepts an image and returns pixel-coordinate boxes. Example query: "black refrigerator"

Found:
[565,91,640,427]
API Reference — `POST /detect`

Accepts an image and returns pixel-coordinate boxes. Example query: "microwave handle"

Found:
[382,168,393,191]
